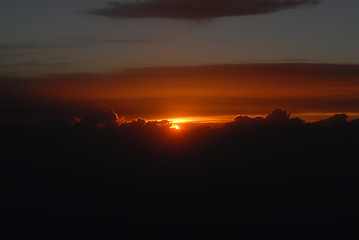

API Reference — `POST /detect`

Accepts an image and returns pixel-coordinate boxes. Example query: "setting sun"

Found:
[170,124,180,130]
[3,0,359,236]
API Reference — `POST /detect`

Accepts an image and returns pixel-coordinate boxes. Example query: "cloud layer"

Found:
[87,0,320,20]
[1,63,359,119]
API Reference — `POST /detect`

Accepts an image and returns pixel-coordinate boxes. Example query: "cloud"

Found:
[61,37,164,46]
[0,43,68,50]
[1,63,359,118]
[86,0,320,20]
[1,62,70,67]
[313,114,348,126]
[265,109,291,122]
[78,110,122,128]
[229,109,298,127]
[0,37,158,52]
[0,62,71,78]
[79,38,158,44]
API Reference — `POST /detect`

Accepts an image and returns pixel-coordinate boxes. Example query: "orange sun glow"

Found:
[170,124,180,130]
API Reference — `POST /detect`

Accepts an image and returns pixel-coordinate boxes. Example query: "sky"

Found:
[1,0,359,121]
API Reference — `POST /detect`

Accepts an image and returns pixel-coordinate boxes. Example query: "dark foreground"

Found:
[3,111,359,239]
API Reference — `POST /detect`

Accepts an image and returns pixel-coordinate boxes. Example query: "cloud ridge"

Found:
[87,0,320,20]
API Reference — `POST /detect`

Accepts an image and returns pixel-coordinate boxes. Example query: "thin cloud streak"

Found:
[0,62,70,67]
[61,37,165,46]
[86,0,320,20]
[0,43,67,50]
[0,37,164,52]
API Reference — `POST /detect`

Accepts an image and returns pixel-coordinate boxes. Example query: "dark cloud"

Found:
[121,118,173,129]
[228,110,353,130]
[86,0,320,20]
[229,109,296,127]
[3,103,358,238]
[76,110,174,130]
[265,109,291,122]
[78,110,122,128]
[313,113,348,126]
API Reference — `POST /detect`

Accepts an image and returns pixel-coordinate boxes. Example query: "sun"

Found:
[170,124,180,130]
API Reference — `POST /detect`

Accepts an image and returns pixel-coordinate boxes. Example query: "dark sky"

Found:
[1,0,358,76]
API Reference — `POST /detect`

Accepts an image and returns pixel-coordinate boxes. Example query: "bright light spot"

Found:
[170,124,180,130]
[171,119,186,124]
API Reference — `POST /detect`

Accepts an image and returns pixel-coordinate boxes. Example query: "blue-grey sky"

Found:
[0,0,359,77]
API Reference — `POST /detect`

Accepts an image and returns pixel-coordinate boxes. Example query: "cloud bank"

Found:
[1,63,359,118]
[86,0,320,20]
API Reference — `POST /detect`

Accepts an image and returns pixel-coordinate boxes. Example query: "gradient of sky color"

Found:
[1,0,359,77]
[1,0,359,122]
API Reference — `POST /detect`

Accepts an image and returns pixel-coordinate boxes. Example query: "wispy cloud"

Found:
[0,43,66,50]
[86,0,320,20]
[0,62,71,78]
[0,37,161,52]
[67,37,162,46]
[1,62,70,67]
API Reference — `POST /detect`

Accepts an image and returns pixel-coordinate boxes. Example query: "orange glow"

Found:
[170,119,186,124]
[12,64,359,102]
[5,64,359,120]
[170,124,180,130]
[169,116,232,124]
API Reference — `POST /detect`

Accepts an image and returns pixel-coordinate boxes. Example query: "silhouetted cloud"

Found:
[144,120,173,129]
[3,106,358,238]
[87,0,320,20]
[78,110,122,128]
[229,111,353,129]
[265,109,291,122]
[43,115,80,129]
[228,109,296,128]
[233,115,265,125]
[313,113,348,126]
